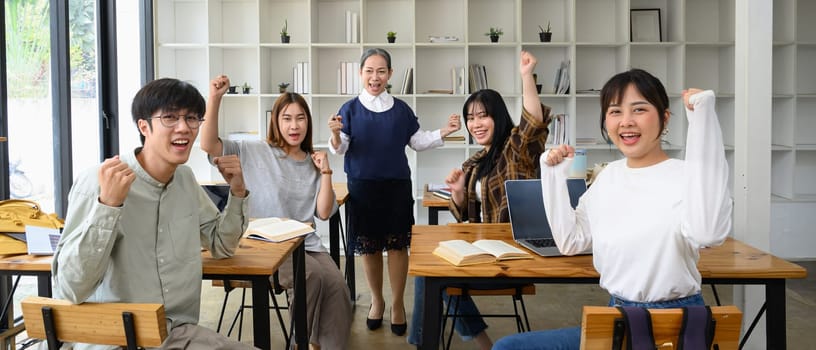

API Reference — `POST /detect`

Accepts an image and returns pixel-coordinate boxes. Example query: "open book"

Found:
[244,218,314,243]
[433,239,532,266]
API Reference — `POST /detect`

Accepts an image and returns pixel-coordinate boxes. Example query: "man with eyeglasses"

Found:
[52,78,258,349]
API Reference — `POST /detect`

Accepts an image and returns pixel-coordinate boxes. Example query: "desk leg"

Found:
[344,207,356,304]
[419,277,443,350]
[428,208,440,225]
[251,276,271,349]
[0,276,10,331]
[293,242,308,349]
[329,211,341,268]
[38,274,52,297]
[765,280,786,349]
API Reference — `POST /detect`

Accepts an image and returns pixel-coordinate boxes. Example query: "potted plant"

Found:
[539,22,552,42]
[280,19,290,43]
[242,82,252,94]
[485,27,503,43]
[278,82,290,93]
[386,83,392,93]
[387,31,397,43]
[227,85,238,94]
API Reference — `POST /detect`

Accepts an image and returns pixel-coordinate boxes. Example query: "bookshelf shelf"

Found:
[154,0,816,225]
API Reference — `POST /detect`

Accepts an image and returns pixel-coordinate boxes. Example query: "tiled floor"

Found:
[8,259,814,349]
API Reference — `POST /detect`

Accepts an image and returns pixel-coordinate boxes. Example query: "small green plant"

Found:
[280,19,288,36]
[387,31,397,39]
[242,82,252,94]
[278,82,290,89]
[485,27,504,37]
[539,21,551,34]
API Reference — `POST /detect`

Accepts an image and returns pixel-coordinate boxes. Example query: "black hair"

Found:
[266,92,314,154]
[463,89,515,180]
[599,69,669,143]
[360,48,392,70]
[131,78,206,145]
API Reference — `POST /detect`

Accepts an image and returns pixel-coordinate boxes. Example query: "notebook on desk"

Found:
[505,178,590,257]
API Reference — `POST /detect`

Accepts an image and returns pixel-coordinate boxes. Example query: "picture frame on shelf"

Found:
[630,9,662,42]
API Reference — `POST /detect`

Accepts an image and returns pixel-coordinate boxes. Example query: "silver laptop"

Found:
[505,178,590,257]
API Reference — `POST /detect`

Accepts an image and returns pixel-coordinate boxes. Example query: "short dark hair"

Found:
[131,78,206,144]
[462,89,515,180]
[360,48,392,70]
[266,92,314,154]
[599,69,669,143]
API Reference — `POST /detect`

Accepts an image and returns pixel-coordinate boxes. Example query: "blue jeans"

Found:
[491,293,705,350]
[407,277,489,345]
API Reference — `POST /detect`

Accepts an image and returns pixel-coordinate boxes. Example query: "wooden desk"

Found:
[408,224,807,350]
[421,191,449,225]
[0,237,308,350]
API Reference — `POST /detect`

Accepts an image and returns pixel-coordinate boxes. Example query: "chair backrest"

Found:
[580,305,742,350]
[21,296,167,348]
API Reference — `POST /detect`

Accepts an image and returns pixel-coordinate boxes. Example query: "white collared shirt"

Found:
[329,90,443,154]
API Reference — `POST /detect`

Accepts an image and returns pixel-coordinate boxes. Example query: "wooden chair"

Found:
[213,272,290,346]
[442,284,535,350]
[580,305,742,350]
[21,296,167,350]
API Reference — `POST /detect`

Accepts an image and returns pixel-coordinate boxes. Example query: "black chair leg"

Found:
[216,287,231,332]
[445,296,460,350]
[518,294,531,332]
[227,288,246,340]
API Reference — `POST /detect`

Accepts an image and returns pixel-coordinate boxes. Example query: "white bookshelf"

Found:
[771,0,816,202]
[155,0,744,222]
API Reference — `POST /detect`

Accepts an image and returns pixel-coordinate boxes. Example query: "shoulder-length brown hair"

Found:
[266,92,314,154]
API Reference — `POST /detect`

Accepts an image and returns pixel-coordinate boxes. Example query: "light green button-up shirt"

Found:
[52,148,249,337]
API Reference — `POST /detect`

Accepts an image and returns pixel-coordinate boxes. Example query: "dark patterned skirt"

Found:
[347,178,414,254]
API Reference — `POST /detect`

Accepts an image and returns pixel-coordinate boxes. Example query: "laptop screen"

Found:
[504,179,587,240]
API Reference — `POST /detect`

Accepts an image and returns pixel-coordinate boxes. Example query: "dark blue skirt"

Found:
[347,178,414,254]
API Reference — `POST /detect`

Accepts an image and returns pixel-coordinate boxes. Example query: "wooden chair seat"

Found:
[446,284,535,296]
[211,279,252,289]
[21,296,167,349]
[580,305,742,350]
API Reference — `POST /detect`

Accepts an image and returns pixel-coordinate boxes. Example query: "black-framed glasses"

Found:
[150,114,205,129]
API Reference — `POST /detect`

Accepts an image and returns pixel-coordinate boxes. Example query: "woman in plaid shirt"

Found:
[408,51,552,349]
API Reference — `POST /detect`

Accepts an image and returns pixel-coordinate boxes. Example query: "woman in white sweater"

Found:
[492,69,732,350]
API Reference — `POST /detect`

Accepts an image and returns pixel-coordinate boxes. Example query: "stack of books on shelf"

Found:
[292,62,310,94]
[428,35,459,43]
[451,67,466,95]
[345,11,359,43]
[549,113,569,145]
[443,134,466,143]
[553,60,570,95]
[468,64,489,92]
[337,61,361,95]
[400,67,413,94]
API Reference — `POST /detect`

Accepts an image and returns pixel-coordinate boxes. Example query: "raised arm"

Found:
[53,159,135,303]
[200,75,230,157]
[540,145,593,255]
[520,51,544,124]
[680,89,732,247]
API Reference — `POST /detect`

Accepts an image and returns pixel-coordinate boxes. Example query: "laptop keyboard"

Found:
[527,238,556,248]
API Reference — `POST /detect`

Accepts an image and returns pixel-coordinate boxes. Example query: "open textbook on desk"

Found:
[433,239,532,266]
[245,218,314,243]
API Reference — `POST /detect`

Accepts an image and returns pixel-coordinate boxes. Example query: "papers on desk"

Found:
[245,218,314,243]
[25,225,61,255]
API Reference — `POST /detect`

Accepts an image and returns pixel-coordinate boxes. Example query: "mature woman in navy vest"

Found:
[328,48,461,336]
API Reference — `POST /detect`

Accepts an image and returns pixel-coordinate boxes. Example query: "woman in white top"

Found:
[492,69,732,350]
